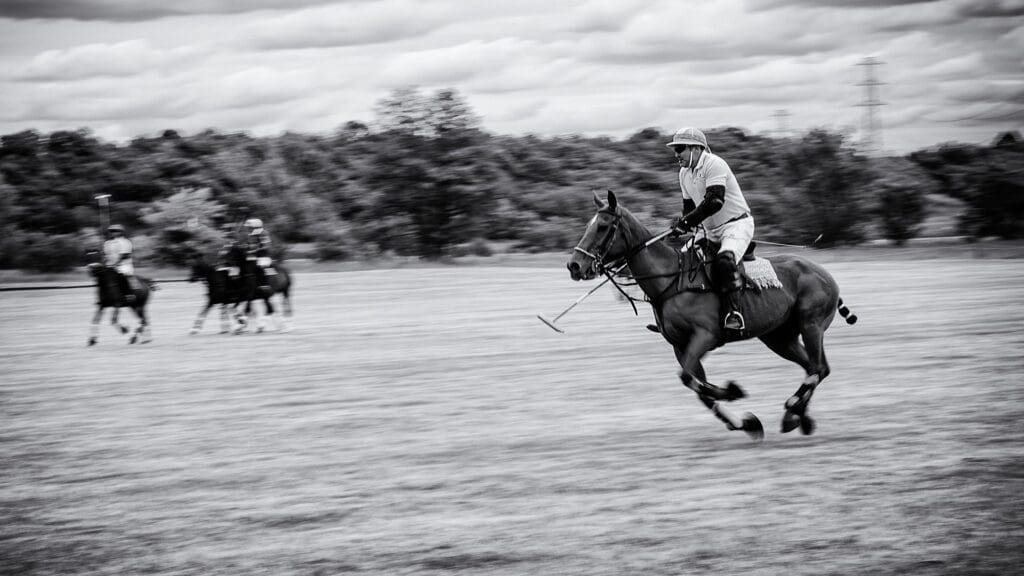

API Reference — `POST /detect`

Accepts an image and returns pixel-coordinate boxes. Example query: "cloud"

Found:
[746,0,940,10]
[0,0,356,22]
[241,0,446,50]
[0,0,1019,152]
[954,0,1024,19]
[13,39,199,80]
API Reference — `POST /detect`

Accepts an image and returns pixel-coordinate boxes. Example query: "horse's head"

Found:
[188,258,210,283]
[567,190,631,281]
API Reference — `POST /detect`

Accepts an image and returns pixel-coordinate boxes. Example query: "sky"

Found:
[0,0,1021,154]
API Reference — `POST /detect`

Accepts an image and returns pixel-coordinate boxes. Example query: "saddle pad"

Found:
[743,257,783,290]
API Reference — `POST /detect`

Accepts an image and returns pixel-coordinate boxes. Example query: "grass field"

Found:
[1,255,1023,575]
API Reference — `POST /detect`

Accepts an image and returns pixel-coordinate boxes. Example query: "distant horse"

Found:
[87,262,156,346]
[226,244,293,333]
[187,257,242,335]
[567,191,857,440]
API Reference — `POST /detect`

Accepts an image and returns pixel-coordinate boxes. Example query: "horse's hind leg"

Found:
[89,306,104,346]
[760,325,826,435]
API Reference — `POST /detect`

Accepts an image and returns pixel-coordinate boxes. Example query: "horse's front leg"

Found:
[235,300,251,334]
[111,306,129,335]
[219,304,231,334]
[255,298,269,333]
[89,306,104,346]
[191,302,213,335]
[131,305,151,344]
[674,331,763,441]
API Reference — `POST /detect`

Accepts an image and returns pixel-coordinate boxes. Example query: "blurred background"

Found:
[0,87,1021,273]
[0,0,1021,274]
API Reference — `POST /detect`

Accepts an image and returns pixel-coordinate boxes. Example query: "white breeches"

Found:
[699,217,755,259]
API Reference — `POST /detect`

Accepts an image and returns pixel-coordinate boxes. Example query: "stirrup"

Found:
[724,311,745,331]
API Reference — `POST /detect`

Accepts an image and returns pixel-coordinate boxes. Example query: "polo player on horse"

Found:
[662,127,753,333]
[103,224,139,304]
[242,218,274,290]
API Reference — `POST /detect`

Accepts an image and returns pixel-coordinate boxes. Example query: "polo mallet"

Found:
[538,227,679,333]
[95,194,111,233]
[537,263,627,332]
[756,234,823,249]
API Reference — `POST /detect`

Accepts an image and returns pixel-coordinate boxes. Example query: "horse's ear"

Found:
[607,190,618,211]
[592,191,603,208]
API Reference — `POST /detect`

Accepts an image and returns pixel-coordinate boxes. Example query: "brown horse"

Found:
[87,262,156,346]
[567,191,856,440]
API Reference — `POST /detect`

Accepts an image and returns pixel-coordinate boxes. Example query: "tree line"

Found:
[1,88,1022,272]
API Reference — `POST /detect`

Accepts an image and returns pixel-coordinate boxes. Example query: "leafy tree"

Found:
[869,158,933,245]
[772,130,871,246]
[959,171,1024,239]
[140,187,228,264]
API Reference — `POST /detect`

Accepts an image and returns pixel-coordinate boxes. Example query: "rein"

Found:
[576,209,707,315]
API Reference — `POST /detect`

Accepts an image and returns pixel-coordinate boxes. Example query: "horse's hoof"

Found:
[189,328,199,335]
[724,381,746,401]
[129,336,138,345]
[800,415,816,435]
[88,338,97,346]
[119,326,129,334]
[781,411,801,433]
[742,412,764,442]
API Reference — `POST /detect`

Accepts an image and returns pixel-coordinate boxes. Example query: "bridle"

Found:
[573,208,626,274]
[572,207,707,317]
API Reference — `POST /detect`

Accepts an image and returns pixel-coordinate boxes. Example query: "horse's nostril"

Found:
[568,262,580,273]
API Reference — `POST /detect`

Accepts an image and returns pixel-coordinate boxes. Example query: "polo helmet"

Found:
[666,127,710,151]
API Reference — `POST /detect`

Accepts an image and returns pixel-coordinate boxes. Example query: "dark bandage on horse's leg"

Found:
[784,374,820,411]
[680,371,730,401]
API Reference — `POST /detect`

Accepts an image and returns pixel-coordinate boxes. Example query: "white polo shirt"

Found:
[103,237,133,267]
[678,151,750,229]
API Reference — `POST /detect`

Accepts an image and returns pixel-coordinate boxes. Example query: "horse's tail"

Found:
[837,297,857,325]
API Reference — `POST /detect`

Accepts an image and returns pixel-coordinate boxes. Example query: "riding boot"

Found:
[714,252,745,332]
[119,275,136,304]
[646,307,663,333]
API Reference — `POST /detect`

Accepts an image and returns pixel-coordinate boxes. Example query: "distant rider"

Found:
[103,224,137,304]
[666,127,755,332]
[243,218,273,288]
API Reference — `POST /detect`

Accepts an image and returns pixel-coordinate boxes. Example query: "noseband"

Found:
[573,209,624,273]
